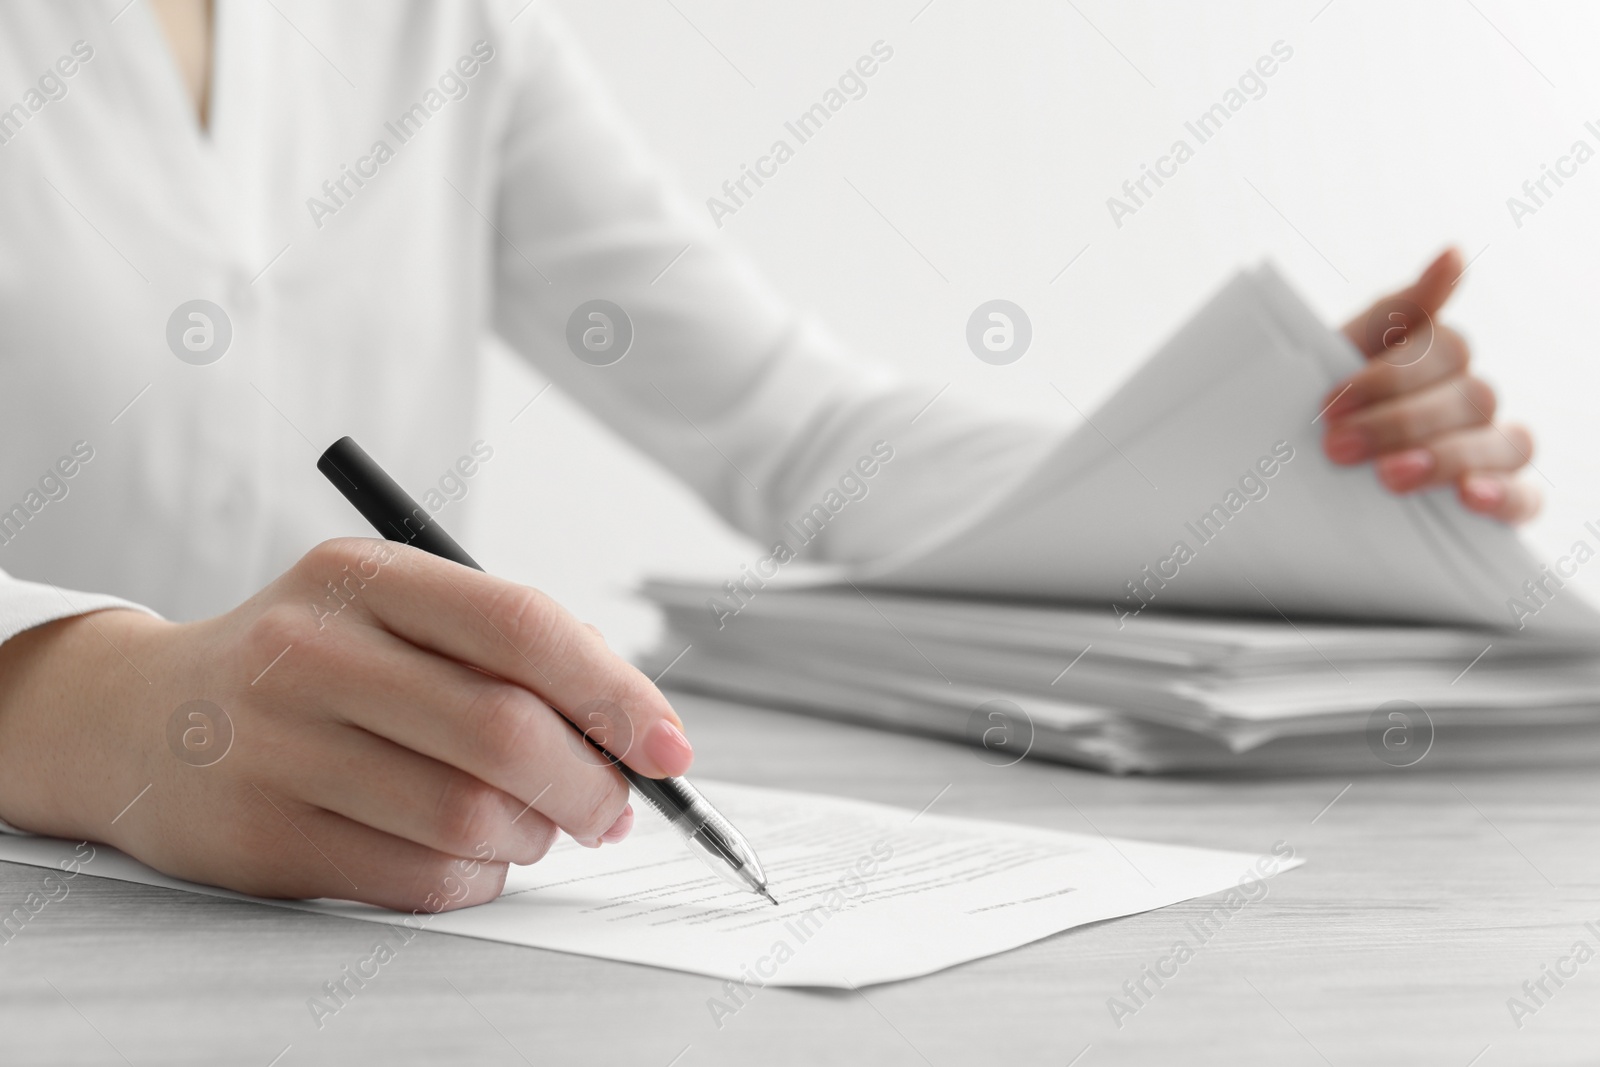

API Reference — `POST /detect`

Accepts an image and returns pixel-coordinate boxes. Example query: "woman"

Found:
[0,0,1537,910]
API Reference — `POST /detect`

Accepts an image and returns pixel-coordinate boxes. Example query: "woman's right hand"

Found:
[0,538,694,912]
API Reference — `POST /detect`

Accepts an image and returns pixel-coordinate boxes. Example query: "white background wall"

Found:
[464,0,1600,658]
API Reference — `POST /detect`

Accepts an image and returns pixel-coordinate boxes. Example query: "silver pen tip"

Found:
[759,886,779,907]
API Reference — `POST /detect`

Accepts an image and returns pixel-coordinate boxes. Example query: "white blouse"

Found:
[0,0,1059,643]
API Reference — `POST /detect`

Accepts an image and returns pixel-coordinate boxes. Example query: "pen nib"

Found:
[759,886,780,907]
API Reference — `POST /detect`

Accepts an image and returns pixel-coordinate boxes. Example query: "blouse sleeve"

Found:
[487,2,1064,565]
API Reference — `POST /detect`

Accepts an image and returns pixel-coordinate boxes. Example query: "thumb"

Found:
[1342,247,1463,359]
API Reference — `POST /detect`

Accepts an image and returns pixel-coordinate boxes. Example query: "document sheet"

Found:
[0,780,1299,986]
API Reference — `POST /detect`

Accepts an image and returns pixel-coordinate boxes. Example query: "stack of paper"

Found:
[643,580,1600,772]
[640,266,1600,773]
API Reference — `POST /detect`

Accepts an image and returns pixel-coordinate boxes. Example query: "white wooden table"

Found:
[1,693,1594,1066]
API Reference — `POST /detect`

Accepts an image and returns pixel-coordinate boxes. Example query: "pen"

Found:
[317,436,778,906]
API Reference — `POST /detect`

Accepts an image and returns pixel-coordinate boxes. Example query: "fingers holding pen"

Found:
[246,575,638,849]
[325,541,694,780]
[222,804,511,914]
[280,720,563,865]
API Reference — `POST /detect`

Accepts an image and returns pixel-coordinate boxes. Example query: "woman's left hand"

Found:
[1322,247,1540,523]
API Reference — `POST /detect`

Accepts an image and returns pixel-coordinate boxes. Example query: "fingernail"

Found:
[601,804,634,844]
[1323,426,1370,464]
[645,720,694,777]
[1376,448,1435,491]
[1320,385,1362,422]
[574,835,602,849]
[1462,475,1505,511]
